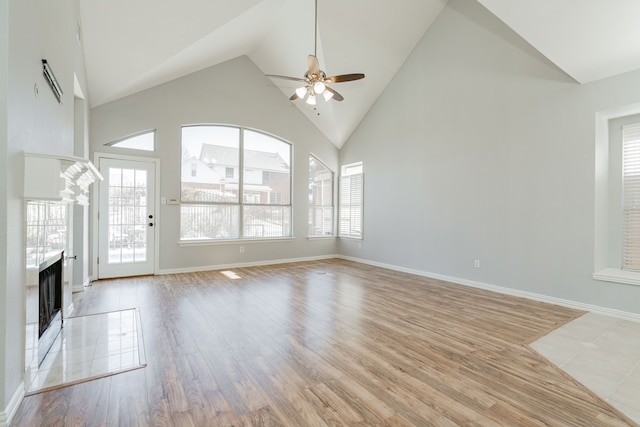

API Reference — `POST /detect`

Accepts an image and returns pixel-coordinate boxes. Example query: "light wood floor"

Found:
[12,259,637,426]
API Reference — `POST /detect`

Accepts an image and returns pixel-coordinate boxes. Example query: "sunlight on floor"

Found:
[221,270,242,279]
[26,308,146,395]
[531,312,640,424]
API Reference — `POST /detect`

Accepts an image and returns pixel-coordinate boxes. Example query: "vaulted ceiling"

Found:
[78,0,640,148]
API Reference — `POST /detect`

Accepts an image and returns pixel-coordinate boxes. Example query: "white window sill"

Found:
[307,235,336,241]
[593,268,640,287]
[178,237,294,247]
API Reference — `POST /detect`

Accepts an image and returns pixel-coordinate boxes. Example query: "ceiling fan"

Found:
[266,0,365,105]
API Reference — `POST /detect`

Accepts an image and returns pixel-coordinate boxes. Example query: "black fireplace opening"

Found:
[38,250,63,365]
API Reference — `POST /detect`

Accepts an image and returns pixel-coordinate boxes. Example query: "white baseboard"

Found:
[338,255,640,324]
[0,382,25,427]
[157,254,339,275]
[72,278,91,293]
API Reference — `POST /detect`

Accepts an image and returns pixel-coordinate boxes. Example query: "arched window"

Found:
[106,130,155,151]
[180,125,292,240]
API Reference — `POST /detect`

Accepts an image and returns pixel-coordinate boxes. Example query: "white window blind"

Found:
[339,162,363,238]
[622,123,640,271]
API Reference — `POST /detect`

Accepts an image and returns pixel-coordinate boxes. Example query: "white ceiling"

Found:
[78,0,640,148]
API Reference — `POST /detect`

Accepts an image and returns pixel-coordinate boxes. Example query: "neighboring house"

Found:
[198,144,290,204]
[180,156,230,202]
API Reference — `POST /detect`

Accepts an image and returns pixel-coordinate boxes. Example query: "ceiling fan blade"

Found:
[325,86,344,101]
[289,92,300,101]
[308,55,320,76]
[326,73,365,83]
[266,74,306,83]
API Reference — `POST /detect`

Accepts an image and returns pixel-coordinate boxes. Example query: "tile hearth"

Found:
[26,308,146,395]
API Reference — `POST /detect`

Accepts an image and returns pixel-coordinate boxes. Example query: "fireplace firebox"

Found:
[38,250,63,365]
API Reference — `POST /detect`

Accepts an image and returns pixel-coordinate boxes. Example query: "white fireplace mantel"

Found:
[24,152,103,205]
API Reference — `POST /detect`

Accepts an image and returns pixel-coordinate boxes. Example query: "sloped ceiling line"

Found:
[79,0,640,148]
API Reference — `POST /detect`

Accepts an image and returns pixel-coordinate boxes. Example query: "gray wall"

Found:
[3,0,89,416]
[339,0,640,315]
[89,56,339,273]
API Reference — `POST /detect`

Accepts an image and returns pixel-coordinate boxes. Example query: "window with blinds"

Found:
[622,123,640,271]
[339,162,363,239]
[308,155,334,237]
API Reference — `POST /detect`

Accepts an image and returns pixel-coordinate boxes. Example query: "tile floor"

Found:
[531,312,640,424]
[26,308,146,394]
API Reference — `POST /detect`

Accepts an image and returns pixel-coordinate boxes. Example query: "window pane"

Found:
[25,201,67,269]
[107,131,155,151]
[181,126,240,203]
[107,168,148,264]
[243,205,291,238]
[180,204,240,239]
[309,155,334,236]
[623,123,640,271]
[244,130,291,205]
[342,161,363,176]
[180,125,293,241]
[339,173,363,238]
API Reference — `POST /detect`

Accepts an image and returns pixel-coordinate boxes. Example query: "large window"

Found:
[180,125,291,240]
[339,162,363,239]
[622,123,640,271]
[308,155,334,236]
[593,112,640,286]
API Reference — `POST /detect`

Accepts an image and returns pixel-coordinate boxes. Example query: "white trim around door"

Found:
[92,153,160,279]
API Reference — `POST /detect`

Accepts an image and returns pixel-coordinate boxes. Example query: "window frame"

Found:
[338,161,363,240]
[308,154,335,238]
[593,110,640,286]
[105,129,156,152]
[179,125,293,242]
[621,122,640,272]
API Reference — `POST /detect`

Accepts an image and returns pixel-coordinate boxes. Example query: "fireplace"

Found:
[38,250,64,366]
[23,154,103,386]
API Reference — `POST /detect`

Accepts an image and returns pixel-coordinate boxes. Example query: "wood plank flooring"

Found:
[12,259,638,426]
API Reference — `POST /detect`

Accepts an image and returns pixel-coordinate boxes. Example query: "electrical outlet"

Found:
[239,246,244,253]
[474,259,480,268]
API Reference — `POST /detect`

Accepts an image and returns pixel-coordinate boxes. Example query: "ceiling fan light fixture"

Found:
[264,0,364,104]
[306,93,317,105]
[313,81,326,94]
[295,86,308,99]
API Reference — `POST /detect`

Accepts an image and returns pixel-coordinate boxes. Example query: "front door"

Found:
[98,157,156,278]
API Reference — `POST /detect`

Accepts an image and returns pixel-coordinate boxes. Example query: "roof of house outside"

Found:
[181,156,223,184]
[200,144,289,172]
